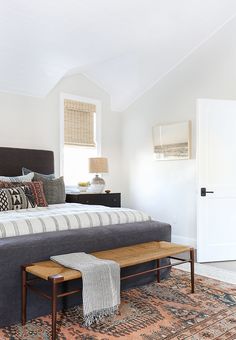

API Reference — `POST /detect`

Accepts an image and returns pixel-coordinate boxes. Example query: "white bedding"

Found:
[0,203,151,238]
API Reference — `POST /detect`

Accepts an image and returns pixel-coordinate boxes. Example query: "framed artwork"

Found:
[152,121,191,160]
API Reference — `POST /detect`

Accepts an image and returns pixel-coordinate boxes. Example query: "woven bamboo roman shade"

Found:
[64,99,96,147]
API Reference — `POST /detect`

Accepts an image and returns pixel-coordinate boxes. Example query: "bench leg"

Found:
[21,266,27,326]
[51,279,58,340]
[156,259,160,283]
[190,248,195,293]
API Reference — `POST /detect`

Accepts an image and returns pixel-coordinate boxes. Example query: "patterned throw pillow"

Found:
[33,175,65,204]
[22,167,55,180]
[25,182,48,207]
[0,172,34,182]
[0,181,48,207]
[0,187,35,211]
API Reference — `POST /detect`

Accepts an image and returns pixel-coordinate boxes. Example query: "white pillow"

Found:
[0,172,34,182]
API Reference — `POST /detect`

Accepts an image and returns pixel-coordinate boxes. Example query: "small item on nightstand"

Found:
[78,182,90,193]
[105,190,111,194]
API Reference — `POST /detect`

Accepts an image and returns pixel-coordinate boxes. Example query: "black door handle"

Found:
[201,188,214,196]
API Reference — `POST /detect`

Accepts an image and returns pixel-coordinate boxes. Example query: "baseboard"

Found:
[172,234,197,247]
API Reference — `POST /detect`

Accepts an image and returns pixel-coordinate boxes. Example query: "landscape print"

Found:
[153,121,191,160]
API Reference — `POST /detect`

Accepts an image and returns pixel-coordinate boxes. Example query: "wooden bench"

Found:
[22,241,194,340]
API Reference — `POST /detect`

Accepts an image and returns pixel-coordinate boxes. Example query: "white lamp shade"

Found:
[89,157,108,173]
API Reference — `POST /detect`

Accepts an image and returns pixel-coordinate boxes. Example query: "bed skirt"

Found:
[0,220,171,327]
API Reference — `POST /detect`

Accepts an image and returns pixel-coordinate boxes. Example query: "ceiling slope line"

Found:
[117,12,236,113]
[74,72,111,98]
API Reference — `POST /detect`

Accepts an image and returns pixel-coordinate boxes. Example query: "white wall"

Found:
[121,17,236,246]
[0,74,122,192]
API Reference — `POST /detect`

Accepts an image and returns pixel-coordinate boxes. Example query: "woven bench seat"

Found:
[26,241,191,281]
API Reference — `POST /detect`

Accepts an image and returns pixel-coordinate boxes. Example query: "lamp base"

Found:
[90,175,105,193]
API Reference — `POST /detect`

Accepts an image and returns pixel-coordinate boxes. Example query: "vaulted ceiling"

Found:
[1,0,236,111]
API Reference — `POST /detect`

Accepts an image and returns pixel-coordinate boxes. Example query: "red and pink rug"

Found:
[0,269,236,339]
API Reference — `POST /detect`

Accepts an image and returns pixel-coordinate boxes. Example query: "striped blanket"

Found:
[0,203,151,238]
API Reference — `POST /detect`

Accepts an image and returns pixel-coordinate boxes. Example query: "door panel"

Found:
[197,99,236,262]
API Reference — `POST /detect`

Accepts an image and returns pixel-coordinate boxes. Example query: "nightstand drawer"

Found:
[66,193,121,207]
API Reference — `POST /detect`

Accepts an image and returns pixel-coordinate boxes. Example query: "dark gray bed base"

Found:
[0,220,171,327]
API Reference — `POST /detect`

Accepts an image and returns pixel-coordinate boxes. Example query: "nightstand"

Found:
[66,193,121,207]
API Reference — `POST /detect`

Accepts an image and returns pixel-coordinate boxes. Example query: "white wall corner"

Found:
[171,234,197,247]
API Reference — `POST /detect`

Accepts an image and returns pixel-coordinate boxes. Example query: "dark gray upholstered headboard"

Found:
[0,147,54,176]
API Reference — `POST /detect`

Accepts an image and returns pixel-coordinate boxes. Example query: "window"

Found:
[61,95,100,186]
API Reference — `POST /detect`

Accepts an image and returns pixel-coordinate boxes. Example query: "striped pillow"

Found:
[0,172,34,182]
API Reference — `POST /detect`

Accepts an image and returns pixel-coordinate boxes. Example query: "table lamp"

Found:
[89,157,108,193]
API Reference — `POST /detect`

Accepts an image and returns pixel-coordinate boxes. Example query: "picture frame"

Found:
[152,121,191,160]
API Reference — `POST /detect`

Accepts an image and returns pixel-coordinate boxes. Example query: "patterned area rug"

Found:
[1,269,236,340]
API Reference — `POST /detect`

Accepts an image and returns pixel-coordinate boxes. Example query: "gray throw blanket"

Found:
[51,253,120,326]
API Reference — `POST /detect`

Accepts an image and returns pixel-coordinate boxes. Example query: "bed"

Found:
[0,147,171,327]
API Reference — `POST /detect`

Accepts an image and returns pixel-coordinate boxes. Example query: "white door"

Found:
[197,99,236,263]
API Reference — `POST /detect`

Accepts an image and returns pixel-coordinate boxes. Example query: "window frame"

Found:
[60,92,102,176]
